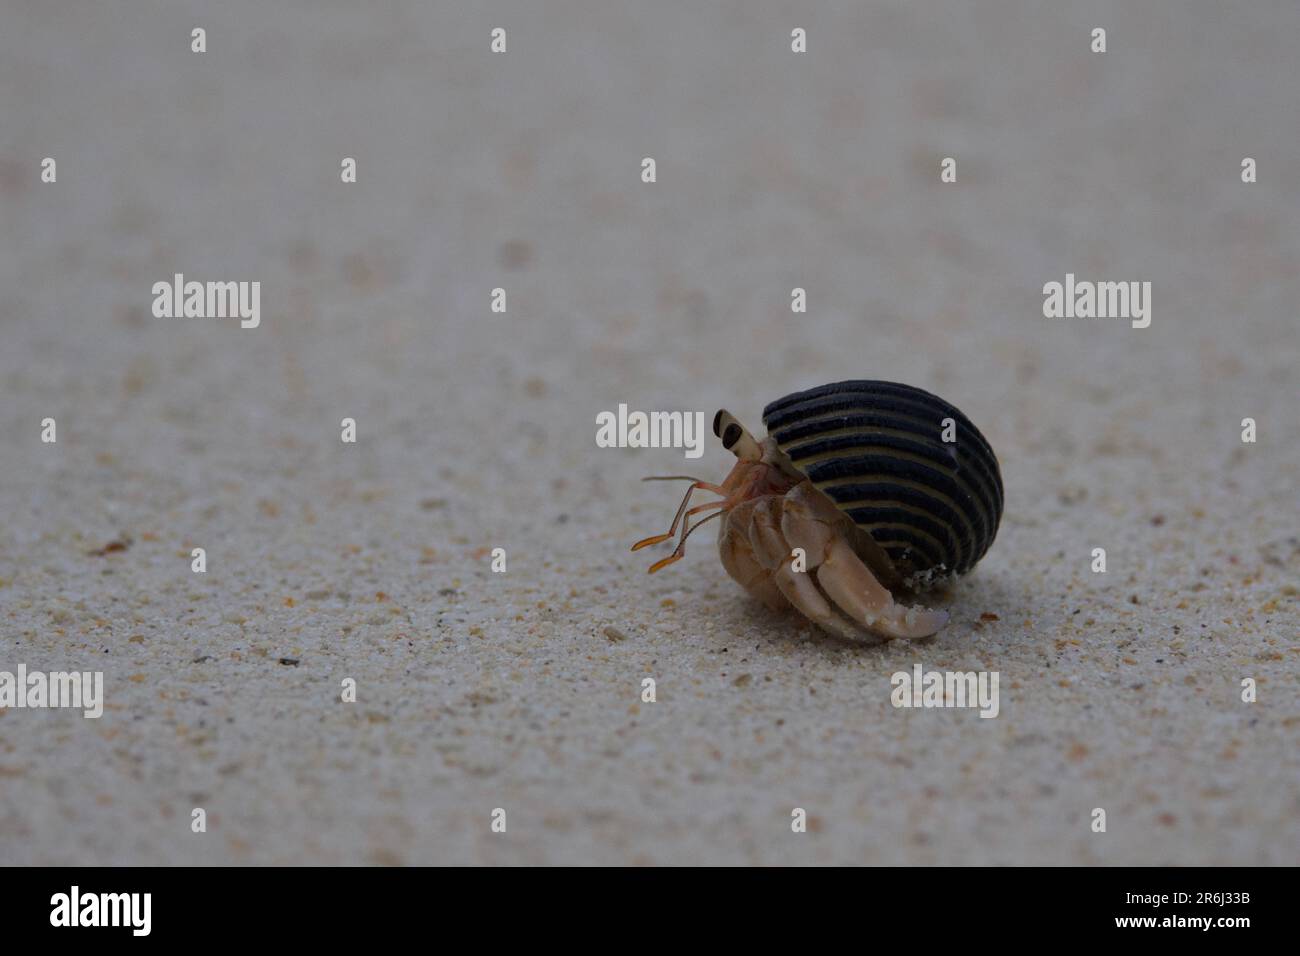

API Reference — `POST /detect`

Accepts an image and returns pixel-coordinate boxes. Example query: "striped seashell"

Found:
[762,380,1003,582]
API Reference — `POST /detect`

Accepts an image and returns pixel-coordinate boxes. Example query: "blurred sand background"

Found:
[0,0,1296,864]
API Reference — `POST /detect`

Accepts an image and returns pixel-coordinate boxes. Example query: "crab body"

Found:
[633,381,1003,642]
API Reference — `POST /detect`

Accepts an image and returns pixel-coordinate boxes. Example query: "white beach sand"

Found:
[0,1,1296,864]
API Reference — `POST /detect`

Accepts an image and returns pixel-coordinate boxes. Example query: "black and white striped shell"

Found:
[762,381,1003,582]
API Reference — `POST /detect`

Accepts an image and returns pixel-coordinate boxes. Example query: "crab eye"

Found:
[721,423,742,449]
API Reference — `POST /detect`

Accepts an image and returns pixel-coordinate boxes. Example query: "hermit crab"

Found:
[632,381,1003,641]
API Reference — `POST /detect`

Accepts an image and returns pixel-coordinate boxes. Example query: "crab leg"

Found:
[816,537,949,639]
[631,478,727,551]
[644,509,725,573]
[773,561,864,641]
[771,484,948,641]
[718,499,788,611]
[746,498,862,638]
[746,497,788,570]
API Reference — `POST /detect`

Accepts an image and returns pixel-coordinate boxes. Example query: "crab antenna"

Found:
[646,509,725,573]
[633,479,717,552]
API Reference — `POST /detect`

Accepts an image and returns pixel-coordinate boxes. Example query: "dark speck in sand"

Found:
[88,538,132,557]
[498,239,533,270]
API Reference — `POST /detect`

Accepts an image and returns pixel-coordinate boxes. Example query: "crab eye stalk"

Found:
[712,409,762,461]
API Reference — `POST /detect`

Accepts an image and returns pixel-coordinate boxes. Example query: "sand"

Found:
[0,1,1296,865]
